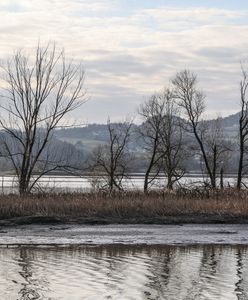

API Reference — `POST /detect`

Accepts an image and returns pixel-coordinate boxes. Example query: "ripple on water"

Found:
[0,245,248,299]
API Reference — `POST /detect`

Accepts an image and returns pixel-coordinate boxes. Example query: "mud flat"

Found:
[0,224,247,246]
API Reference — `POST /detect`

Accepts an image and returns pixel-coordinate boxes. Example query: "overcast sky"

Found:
[1,0,248,123]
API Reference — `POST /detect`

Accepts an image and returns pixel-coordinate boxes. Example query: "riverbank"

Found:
[1,214,248,226]
[0,189,248,225]
[0,224,248,245]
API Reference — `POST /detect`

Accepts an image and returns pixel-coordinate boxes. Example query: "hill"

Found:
[55,112,240,152]
[53,112,241,173]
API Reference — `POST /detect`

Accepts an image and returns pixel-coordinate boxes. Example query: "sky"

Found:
[0,0,248,123]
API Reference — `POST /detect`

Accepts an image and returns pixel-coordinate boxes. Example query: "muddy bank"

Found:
[0,224,248,246]
[0,214,248,226]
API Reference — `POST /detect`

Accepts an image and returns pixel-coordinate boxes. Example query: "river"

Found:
[0,244,247,299]
[0,224,248,299]
[0,174,239,193]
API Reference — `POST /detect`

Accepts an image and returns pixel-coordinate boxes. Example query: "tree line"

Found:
[0,43,247,194]
[90,71,248,193]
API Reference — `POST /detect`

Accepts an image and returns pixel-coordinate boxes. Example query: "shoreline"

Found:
[0,223,247,246]
[1,214,248,226]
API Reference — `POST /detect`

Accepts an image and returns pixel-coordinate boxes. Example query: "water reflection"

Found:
[0,245,248,299]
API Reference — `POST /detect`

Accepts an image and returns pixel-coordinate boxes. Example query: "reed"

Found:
[0,188,247,220]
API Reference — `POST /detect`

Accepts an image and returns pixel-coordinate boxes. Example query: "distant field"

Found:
[58,137,107,151]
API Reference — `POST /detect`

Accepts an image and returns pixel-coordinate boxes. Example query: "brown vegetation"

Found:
[0,189,248,224]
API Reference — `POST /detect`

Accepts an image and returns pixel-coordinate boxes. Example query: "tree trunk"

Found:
[144,162,154,193]
[166,175,173,190]
[220,167,224,189]
[19,175,29,195]
[237,128,244,190]
[193,126,215,189]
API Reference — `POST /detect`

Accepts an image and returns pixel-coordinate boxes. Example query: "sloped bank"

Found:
[0,214,248,226]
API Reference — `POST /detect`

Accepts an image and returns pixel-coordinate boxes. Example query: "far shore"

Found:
[0,189,247,226]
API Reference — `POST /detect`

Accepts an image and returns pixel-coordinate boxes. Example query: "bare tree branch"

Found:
[90,119,133,193]
[0,43,86,194]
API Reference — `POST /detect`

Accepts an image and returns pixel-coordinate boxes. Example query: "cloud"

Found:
[0,1,247,122]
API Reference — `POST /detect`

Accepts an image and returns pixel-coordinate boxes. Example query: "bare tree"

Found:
[202,118,231,188]
[138,89,186,191]
[172,70,229,189]
[158,90,186,190]
[237,65,248,189]
[90,119,133,193]
[0,43,86,194]
[138,93,166,193]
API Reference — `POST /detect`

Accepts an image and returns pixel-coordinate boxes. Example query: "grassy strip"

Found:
[0,188,247,224]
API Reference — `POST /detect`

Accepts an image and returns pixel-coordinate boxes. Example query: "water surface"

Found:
[1,245,248,300]
[0,174,239,193]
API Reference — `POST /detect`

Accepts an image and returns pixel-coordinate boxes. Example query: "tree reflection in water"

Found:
[0,245,246,299]
[17,248,48,300]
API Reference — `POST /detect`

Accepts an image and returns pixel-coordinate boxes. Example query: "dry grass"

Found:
[0,188,248,220]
